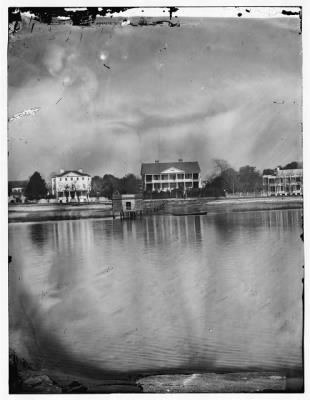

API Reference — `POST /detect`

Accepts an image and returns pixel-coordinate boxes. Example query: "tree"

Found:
[102,174,120,199]
[91,176,104,197]
[221,167,240,193]
[203,176,225,197]
[119,174,142,194]
[262,168,275,176]
[25,172,47,200]
[238,165,262,192]
[282,161,301,170]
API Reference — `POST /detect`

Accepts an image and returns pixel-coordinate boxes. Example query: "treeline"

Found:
[91,174,142,199]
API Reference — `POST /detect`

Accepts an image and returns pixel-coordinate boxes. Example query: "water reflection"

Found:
[9,210,303,376]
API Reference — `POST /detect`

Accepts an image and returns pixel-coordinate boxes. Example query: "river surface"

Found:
[9,210,303,377]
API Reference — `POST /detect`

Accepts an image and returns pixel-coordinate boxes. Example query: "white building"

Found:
[141,160,202,193]
[51,169,92,203]
[263,168,303,196]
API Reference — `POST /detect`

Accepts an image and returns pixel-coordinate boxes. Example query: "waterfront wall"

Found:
[8,197,303,223]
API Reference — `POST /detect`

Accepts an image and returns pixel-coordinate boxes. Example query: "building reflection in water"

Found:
[143,215,204,248]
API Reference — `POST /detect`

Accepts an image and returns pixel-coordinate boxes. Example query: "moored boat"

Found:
[172,211,208,216]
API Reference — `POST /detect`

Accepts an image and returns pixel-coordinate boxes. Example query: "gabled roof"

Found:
[141,161,200,175]
[55,170,90,177]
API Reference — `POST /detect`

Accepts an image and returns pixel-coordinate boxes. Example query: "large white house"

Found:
[141,160,202,192]
[262,168,303,196]
[51,169,92,203]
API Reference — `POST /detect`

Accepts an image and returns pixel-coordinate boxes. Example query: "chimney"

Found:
[178,158,183,162]
[78,168,83,173]
[59,169,64,174]
[155,160,159,163]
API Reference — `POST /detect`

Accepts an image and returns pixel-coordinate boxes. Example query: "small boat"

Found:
[172,211,208,216]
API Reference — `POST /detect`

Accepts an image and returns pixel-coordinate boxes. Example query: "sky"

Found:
[7,8,302,181]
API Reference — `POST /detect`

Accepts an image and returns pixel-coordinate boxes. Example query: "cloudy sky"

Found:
[8,8,302,181]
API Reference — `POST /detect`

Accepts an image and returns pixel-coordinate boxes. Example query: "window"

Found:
[162,183,169,189]
[65,178,67,181]
[185,182,192,188]
[126,201,131,210]
[146,175,152,182]
[185,173,192,179]
[77,177,79,180]
[59,178,62,181]
[170,183,176,189]
[153,175,160,181]
[71,178,73,181]
[161,174,168,181]
[82,177,84,180]
[177,174,184,179]
[154,183,160,190]
[193,173,199,180]
[170,174,176,180]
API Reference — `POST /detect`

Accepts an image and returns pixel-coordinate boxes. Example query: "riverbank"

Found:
[8,197,302,223]
[9,349,303,393]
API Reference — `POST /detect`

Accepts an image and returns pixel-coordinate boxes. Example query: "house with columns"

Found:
[262,168,303,196]
[141,160,202,193]
[51,169,92,203]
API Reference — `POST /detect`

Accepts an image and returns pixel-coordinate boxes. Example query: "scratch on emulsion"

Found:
[8,107,40,122]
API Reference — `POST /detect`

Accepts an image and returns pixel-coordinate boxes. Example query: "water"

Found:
[9,209,303,377]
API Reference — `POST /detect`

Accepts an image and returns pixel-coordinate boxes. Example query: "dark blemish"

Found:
[246,9,251,13]
[49,26,51,31]
[238,13,242,17]
[31,22,35,33]
[65,37,69,42]
[273,100,285,104]
[80,32,83,41]
[103,63,111,69]
[56,97,63,104]
[281,9,300,16]
[8,255,12,263]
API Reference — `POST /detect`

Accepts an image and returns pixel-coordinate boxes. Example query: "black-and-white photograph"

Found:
[6,4,304,394]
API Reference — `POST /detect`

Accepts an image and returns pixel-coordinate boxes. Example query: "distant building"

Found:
[141,159,202,193]
[112,191,144,218]
[263,168,303,196]
[51,169,92,203]
[8,181,27,203]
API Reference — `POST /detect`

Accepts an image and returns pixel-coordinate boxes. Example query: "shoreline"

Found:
[8,197,303,223]
[10,349,303,393]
